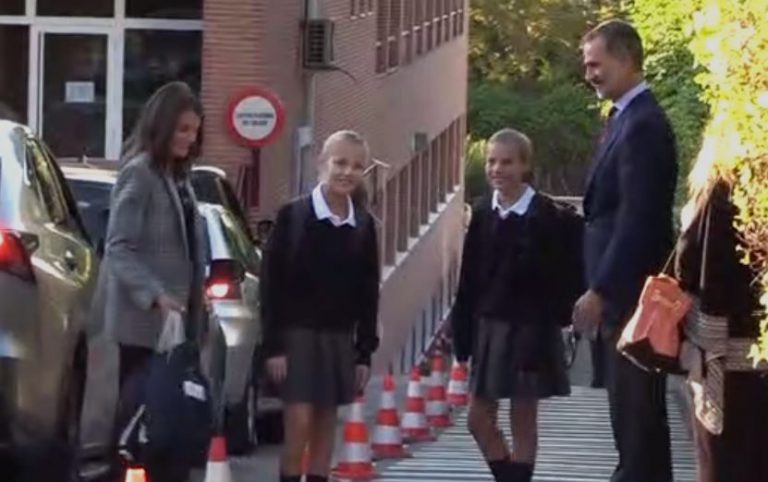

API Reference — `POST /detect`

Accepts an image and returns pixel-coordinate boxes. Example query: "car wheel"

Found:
[224,382,257,456]
[60,352,87,482]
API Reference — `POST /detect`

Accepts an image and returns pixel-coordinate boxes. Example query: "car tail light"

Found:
[205,259,244,301]
[0,230,36,282]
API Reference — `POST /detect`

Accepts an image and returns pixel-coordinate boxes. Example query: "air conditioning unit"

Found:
[303,19,335,69]
[412,132,429,154]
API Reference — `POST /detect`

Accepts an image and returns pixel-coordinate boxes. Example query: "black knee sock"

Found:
[488,457,512,482]
[305,475,329,482]
[279,476,302,482]
[509,462,534,482]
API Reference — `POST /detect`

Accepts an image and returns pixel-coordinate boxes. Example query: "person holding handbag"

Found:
[93,81,208,482]
[674,150,768,482]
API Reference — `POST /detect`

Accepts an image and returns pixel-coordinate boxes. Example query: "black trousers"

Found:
[117,344,190,482]
[590,333,606,388]
[694,372,768,482]
[603,328,672,482]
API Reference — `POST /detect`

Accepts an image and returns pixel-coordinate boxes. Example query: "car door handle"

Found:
[64,250,78,270]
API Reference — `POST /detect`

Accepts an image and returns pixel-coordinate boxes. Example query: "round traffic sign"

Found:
[227,87,286,148]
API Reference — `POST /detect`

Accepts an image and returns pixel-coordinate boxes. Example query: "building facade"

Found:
[0,0,468,373]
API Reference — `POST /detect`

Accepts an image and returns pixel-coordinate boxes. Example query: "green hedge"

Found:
[468,82,600,195]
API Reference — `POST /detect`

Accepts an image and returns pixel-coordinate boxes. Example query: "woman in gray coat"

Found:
[94,81,207,482]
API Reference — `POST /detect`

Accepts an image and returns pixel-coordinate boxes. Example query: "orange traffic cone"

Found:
[332,395,377,480]
[124,467,148,482]
[420,366,431,393]
[372,374,411,460]
[401,367,435,443]
[301,445,310,474]
[204,435,233,482]
[447,359,470,407]
[426,355,452,428]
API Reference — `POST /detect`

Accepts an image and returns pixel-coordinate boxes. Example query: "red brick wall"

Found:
[201,0,305,218]
[313,1,467,176]
[311,0,468,372]
[201,0,469,373]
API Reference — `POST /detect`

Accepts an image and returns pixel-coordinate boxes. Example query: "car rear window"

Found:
[68,180,112,248]
[218,212,260,275]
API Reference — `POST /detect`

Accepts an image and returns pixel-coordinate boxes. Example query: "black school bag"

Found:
[117,342,213,469]
[539,196,586,327]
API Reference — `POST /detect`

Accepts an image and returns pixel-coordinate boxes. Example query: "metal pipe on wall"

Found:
[296,0,321,196]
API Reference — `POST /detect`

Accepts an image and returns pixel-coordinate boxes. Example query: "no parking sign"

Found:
[227,87,286,148]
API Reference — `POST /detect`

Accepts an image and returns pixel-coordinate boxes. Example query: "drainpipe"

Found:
[296,0,321,195]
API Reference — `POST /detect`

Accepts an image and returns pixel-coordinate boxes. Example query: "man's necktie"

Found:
[600,106,619,143]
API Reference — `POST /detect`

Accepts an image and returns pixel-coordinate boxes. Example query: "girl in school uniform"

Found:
[452,128,571,482]
[261,130,381,482]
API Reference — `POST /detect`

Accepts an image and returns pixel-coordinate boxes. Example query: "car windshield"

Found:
[67,179,112,249]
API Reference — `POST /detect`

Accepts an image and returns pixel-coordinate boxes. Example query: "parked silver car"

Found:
[198,203,262,451]
[0,121,98,478]
[61,165,262,454]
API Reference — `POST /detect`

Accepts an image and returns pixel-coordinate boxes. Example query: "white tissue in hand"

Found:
[157,310,185,353]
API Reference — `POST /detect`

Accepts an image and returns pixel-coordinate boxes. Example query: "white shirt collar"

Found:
[613,80,649,118]
[491,185,536,219]
[311,183,356,227]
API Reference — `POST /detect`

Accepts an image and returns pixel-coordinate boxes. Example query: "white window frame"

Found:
[0,0,203,161]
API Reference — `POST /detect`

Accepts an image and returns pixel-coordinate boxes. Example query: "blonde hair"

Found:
[488,128,533,163]
[487,128,534,182]
[320,130,371,163]
[318,129,372,207]
[682,135,735,227]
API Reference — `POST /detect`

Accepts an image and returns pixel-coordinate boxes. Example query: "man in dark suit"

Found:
[573,20,678,482]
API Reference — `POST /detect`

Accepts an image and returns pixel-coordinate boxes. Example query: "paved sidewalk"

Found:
[200,382,696,482]
[372,386,696,482]
[202,338,697,481]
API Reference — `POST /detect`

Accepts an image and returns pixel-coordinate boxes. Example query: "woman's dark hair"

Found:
[121,81,203,173]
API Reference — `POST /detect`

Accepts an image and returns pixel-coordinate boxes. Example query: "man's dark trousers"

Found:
[583,89,677,482]
[602,324,672,482]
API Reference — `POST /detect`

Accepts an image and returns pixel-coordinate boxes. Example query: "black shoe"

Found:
[305,476,329,482]
[509,462,534,482]
[279,476,302,482]
[488,458,512,482]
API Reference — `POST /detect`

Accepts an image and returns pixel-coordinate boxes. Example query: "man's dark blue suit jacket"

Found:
[583,89,678,327]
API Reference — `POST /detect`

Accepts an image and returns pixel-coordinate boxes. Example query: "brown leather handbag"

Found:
[617,254,693,373]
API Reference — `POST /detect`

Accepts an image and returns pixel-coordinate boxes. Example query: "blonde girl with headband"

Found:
[261,130,381,482]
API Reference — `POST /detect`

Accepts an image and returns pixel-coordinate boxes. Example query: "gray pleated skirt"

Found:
[470,318,570,401]
[281,328,357,407]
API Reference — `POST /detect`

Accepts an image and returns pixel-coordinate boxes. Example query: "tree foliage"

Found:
[468,82,599,194]
[686,0,768,361]
[465,138,489,203]
[468,0,618,194]
[471,0,587,83]
[630,0,708,205]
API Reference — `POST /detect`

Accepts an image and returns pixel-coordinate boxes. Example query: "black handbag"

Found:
[117,342,213,468]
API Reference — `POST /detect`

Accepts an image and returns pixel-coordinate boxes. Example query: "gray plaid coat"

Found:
[91,153,207,349]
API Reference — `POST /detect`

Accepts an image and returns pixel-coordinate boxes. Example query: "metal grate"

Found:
[303,19,334,69]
